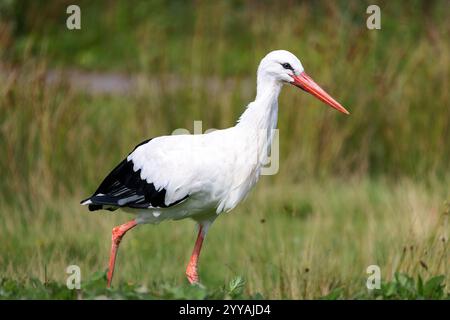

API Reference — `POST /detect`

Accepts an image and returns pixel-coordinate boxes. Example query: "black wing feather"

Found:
[81,139,188,211]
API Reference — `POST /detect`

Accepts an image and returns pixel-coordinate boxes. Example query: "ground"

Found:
[1,178,448,299]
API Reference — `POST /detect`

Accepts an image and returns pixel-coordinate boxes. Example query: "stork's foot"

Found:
[106,220,137,288]
[111,225,126,245]
[186,224,206,285]
[186,263,200,284]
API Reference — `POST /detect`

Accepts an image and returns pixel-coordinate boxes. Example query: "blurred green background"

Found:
[0,0,448,299]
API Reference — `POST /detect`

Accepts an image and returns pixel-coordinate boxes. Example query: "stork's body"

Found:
[81,50,349,287]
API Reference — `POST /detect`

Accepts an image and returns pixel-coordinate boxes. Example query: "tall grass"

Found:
[1,1,449,193]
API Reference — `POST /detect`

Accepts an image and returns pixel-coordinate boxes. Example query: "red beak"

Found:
[291,72,350,115]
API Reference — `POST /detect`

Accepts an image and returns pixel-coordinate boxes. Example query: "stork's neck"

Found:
[236,77,281,130]
[235,77,281,167]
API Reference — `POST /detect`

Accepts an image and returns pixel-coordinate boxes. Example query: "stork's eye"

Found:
[281,63,293,70]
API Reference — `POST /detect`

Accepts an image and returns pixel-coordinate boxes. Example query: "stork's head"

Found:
[258,50,349,114]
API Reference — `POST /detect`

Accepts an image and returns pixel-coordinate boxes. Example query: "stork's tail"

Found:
[80,197,114,211]
[80,198,92,206]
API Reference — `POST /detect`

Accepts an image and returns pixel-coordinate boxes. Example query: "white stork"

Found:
[81,50,349,287]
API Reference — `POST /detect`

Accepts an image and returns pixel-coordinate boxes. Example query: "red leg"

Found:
[186,225,206,284]
[107,219,137,288]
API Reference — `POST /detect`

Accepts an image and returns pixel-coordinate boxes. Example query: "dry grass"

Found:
[1,178,448,298]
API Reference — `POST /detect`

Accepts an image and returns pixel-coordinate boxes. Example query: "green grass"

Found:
[0,179,448,299]
[1,272,448,300]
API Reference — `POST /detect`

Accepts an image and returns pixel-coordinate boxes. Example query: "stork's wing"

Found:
[81,137,190,211]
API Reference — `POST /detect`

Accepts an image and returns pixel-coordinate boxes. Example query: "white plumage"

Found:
[81,50,349,287]
[126,124,273,222]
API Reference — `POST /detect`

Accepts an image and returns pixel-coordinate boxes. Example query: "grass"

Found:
[0,178,448,299]
[1,273,448,300]
[0,0,449,299]
[1,1,450,178]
